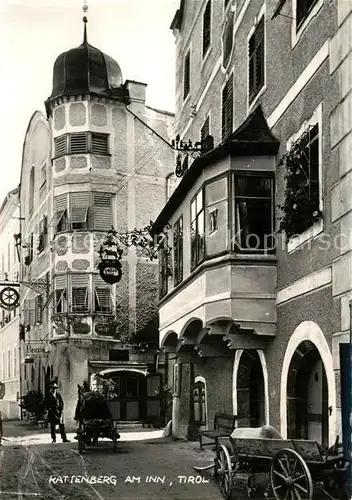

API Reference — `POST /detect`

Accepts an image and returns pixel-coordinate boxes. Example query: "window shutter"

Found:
[69,192,90,227]
[54,275,67,289]
[222,77,233,140]
[28,299,36,326]
[201,117,210,142]
[54,194,68,230]
[71,274,89,312]
[93,193,113,231]
[69,133,88,154]
[54,135,67,157]
[91,134,109,155]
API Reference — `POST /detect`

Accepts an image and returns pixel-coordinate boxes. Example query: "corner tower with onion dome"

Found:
[19,7,175,427]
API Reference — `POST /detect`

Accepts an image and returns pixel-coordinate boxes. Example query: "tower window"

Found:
[69,133,88,154]
[91,133,109,155]
[54,135,67,158]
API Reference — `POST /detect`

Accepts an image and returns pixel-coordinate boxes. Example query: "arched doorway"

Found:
[237,350,265,427]
[287,340,328,445]
[193,377,207,429]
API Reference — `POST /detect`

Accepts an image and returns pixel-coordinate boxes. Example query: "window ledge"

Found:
[291,0,324,49]
[287,218,324,253]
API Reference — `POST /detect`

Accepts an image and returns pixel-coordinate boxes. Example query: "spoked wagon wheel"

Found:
[215,444,233,500]
[271,448,313,500]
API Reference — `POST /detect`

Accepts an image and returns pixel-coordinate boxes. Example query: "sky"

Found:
[0,0,179,204]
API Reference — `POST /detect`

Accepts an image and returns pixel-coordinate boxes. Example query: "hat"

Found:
[50,382,58,389]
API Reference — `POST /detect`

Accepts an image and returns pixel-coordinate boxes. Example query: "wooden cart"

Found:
[194,431,348,500]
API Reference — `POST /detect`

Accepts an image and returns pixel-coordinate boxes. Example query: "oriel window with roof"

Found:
[203,1,211,57]
[233,173,274,252]
[248,16,265,105]
[191,189,205,270]
[173,216,183,287]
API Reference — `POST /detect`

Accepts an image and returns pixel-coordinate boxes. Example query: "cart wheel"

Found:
[215,444,233,500]
[271,448,313,500]
[78,434,85,454]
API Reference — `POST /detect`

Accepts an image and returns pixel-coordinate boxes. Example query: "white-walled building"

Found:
[0,187,21,419]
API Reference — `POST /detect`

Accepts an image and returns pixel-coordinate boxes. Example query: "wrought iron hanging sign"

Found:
[0,286,20,310]
[98,230,123,285]
[172,134,214,178]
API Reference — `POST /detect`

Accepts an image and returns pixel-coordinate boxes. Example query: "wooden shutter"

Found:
[93,275,113,312]
[23,299,30,324]
[69,133,88,154]
[221,77,233,140]
[54,194,68,231]
[183,51,190,99]
[91,134,109,155]
[28,299,36,326]
[71,274,89,312]
[54,135,67,157]
[93,193,113,231]
[249,18,264,104]
[69,192,90,227]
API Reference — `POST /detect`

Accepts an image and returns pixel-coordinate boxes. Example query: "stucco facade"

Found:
[156,0,351,449]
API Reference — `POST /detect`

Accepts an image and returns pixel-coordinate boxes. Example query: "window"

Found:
[92,133,109,155]
[23,298,36,325]
[173,216,183,287]
[183,50,190,100]
[94,287,113,313]
[54,135,67,157]
[296,0,318,29]
[191,189,205,270]
[159,246,169,299]
[69,133,88,154]
[248,17,265,105]
[233,173,274,252]
[92,192,113,231]
[54,194,68,233]
[71,275,89,313]
[25,234,34,265]
[221,76,233,140]
[29,167,35,213]
[222,10,234,68]
[71,208,89,230]
[203,1,211,57]
[205,176,228,256]
[38,216,48,253]
[201,116,210,143]
[55,289,67,313]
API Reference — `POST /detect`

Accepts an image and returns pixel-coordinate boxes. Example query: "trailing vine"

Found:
[278,128,322,241]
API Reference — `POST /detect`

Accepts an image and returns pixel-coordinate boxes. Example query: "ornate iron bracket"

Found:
[172,135,214,177]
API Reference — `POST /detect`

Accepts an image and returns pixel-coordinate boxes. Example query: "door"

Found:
[193,380,207,428]
[340,343,351,459]
[109,372,146,421]
[146,373,162,421]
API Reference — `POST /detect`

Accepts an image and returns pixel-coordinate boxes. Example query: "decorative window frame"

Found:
[247,3,266,114]
[291,0,324,48]
[284,103,323,252]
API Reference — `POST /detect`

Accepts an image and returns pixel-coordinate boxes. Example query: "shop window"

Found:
[221,76,233,140]
[191,189,205,270]
[233,173,274,252]
[173,216,183,287]
[248,17,265,105]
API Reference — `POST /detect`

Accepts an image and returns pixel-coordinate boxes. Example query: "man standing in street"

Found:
[47,382,70,443]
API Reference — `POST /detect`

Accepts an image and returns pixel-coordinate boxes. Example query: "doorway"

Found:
[193,379,207,429]
[237,350,265,427]
[287,340,328,445]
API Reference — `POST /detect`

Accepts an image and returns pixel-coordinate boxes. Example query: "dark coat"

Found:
[47,391,64,423]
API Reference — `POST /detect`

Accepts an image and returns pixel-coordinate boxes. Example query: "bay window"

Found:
[233,173,275,252]
[191,189,205,270]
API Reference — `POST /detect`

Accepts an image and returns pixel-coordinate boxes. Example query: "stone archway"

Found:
[286,340,329,445]
[235,350,266,427]
[280,321,336,446]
